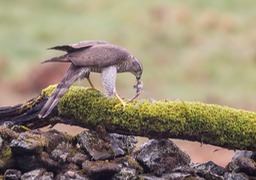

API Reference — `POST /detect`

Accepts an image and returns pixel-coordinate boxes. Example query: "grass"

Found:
[1,0,256,110]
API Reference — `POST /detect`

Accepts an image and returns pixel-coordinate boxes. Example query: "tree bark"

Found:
[1,85,256,151]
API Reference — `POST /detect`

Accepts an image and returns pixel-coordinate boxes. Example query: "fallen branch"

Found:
[1,85,256,151]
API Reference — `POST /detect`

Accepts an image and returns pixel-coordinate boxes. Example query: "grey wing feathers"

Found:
[42,41,129,67]
[68,45,129,67]
[48,40,109,52]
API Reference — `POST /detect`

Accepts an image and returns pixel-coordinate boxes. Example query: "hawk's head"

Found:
[129,55,143,80]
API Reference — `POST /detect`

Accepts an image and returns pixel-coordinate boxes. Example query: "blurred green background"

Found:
[1,0,256,166]
[1,0,256,110]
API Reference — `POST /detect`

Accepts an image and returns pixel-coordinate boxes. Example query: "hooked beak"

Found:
[136,71,142,80]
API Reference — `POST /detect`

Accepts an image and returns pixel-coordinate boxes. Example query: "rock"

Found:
[226,150,256,178]
[139,172,197,180]
[51,142,88,165]
[66,170,76,177]
[10,130,48,155]
[191,161,225,179]
[226,157,256,176]
[112,168,138,180]
[109,133,137,157]
[2,121,15,129]
[224,172,249,180]
[14,155,44,172]
[82,160,121,179]
[114,155,143,174]
[20,168,54,180]
[56,171,89,180]
[79,130,114,160]
[4,169,22,180]
[139,168,204,180]
[0,136,3,149]
[78,130,137,160]
[10,129,74,156]
[0,127,19,142]
[136,139,191,176]
[40,151,60,170]
[41,130,74,151]
[192,161,225,175]
[231,151,256,168]
[4,126,256,179]
[0,160,3,169]
[232,151,254,160]
[162,172,198,179]
[139,174,165,180]
[70,152,88,166]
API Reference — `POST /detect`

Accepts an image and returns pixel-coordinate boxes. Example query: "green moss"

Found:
[41,85,256,151]
[41,84,58,97]
[0,145,12,169]
[126,155,143,173]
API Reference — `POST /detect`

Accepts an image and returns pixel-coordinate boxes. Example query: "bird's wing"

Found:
[48,40,109,52]
[67,45,129,67]
[41,41,111,64]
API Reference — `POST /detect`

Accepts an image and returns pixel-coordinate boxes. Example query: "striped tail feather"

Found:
[41,54,70,64]
[48,40,109,52]
[38,64,88,118]
[48,45,76,52]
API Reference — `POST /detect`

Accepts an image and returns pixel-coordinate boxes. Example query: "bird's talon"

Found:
[122,102,126,110]
[113,92,127,110]
[114,101,127,110]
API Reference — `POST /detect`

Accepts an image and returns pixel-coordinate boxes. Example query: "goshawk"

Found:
[38,40,143,118]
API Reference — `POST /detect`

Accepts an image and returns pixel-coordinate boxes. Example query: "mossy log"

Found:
[1,85,256,151]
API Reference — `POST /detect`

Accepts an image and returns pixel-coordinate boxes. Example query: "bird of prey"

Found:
[38,40,143,118]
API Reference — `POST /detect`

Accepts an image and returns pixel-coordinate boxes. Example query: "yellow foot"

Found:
[114,92,127,110]
[114,99,127,110]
